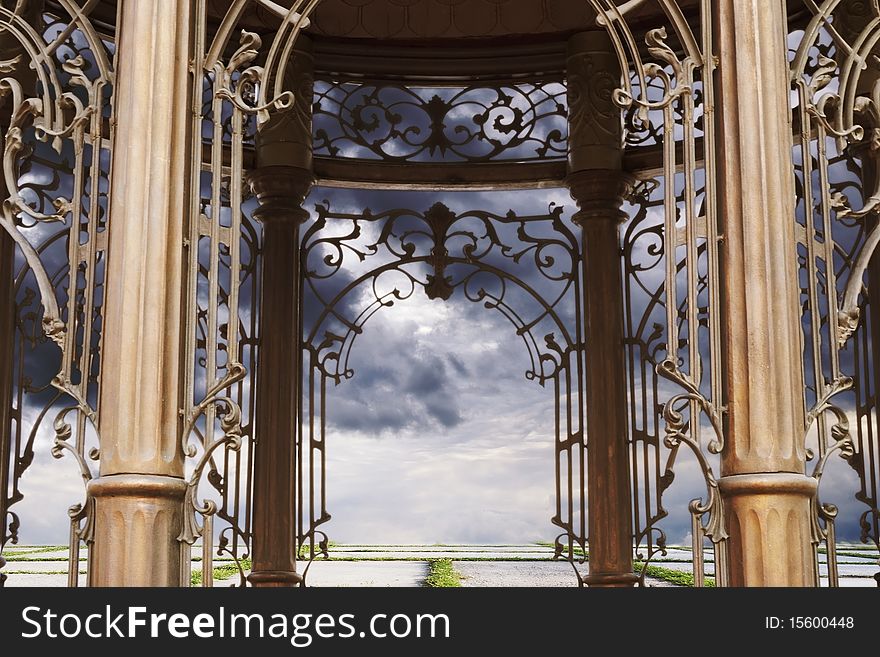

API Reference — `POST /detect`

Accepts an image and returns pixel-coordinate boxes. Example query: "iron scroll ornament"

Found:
[0,1,113,587]
[299,200,590,579]
[313,80,568,164]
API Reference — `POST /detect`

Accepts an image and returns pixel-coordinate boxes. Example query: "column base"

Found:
[718,472,817,587]
[247,570,303,587]
[88,474,187,587]
[582,571,639,588]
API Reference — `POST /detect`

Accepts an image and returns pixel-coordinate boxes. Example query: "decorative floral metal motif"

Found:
[313,79,568,164]
[177,13,293,586]
[0,0,113,587]
[791,0,880,585]
[301,199,588,575]
[599,0,729,586]
[5,0,876,590]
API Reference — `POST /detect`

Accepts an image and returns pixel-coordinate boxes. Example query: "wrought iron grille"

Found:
[0,0,113,586]
[297,197,587,578]
[789,0,880,586]
[312,79,568,164]
[2,0,879,589]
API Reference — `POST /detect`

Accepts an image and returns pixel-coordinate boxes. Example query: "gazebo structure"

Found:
[0,0,879,587]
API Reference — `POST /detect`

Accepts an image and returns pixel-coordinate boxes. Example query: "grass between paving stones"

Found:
[635,562,715,587]
[423,559,461,587]
[534,541,587,557]
[817,549,879,560]
[3,556,89,562]
[191,558,252,586]
[4,570,87,575]
[4,545,68,554]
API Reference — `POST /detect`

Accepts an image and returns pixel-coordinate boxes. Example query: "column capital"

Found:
[248,165,314,224]
[566,29,623,174]
[567,169,635,225]
[256,35,314,171]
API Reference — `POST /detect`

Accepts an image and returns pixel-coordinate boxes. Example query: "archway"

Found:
[295,195,588,584]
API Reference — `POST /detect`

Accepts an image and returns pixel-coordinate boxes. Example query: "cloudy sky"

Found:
[9,183,870,555]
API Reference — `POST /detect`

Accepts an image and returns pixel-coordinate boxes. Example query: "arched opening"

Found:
[293,187,588,585]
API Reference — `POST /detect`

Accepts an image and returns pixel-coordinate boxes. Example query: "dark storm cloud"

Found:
[324,330,464,435]
[446,353,469,377]
[12,178,879,548]
[405,354,451,395]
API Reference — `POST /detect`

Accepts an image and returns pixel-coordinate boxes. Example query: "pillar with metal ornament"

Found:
[247,36,315,588]
[87,0,194,586]
[565,30,638,588]
[713,0,816,586]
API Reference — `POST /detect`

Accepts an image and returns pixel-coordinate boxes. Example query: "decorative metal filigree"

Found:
[603,0,728,586]
[300,198,587,578]
[0,0,112,587]
[791,0,880,585]
[313,80,567,164]
[177,12,293,586]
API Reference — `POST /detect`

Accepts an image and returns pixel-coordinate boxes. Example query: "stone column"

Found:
[88,0,194,586]
[714,0,816,586]
[566,31,638,588]
[247,37,314,587]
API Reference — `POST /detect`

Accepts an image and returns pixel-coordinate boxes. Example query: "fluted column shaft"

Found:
[714,0,815,586]
[89,0,194,586]
[566,31,637,588]
[247,38,314,587]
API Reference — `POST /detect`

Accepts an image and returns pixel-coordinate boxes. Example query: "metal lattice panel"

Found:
[299,199,587,579]
[0,0,113,586]
[312,79,568,164]
[789,0,880,585]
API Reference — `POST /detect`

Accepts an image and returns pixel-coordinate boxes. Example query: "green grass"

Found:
[423,559,461,587]
[635,562,716,587]
[191,558,252,586]
[818,549,879,560]
[4,570,87,575]
[2,556,88,562]
[3,545,68,554]
[534,541,588,556]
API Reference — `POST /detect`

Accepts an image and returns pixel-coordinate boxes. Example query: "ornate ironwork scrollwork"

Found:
[790,0,880,585]
[300,198,586,578]
[313,79,567,164]
[0,0,112,587]
[609,0,727,586]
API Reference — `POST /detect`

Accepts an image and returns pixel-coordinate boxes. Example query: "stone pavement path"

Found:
[2,544,877,587]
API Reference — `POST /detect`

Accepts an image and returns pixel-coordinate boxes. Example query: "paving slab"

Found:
[4,573,85,587]
[302,561,429,587]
